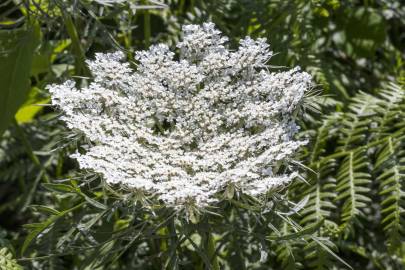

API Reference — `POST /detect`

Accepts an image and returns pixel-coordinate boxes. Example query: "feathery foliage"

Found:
[292,81,405,269]
[0,0,404,269]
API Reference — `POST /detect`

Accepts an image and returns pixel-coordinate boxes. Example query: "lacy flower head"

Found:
[48,22,312,208]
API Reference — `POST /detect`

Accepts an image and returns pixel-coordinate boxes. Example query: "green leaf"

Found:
[82,194,108,210]
[21,202,84,255]
[14,98,49,123]
[15,87,50,124]
[29,205,61,215]
[375,136,405,253]
[267,219,324,241]
[42,183,78,193]
[21,217,56,255]
[0,23,40,136]
[31,47,51,77]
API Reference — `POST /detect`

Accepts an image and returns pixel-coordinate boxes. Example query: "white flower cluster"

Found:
[48,23,311,208]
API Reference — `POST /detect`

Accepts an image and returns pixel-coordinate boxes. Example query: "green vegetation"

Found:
[0,0,404,269]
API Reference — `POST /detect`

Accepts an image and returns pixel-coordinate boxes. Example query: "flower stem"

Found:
[202,228,220,270]
[208,232,220,270]
[61,12,89,76]
[13,118,49,183]
[142,0,151,48]
[166,216,179,268]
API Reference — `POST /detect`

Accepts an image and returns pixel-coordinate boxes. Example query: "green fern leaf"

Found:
[337,92,378,151]
[303,238,337,270]
[274,223,302,270]
[335,150,371,237]
[375,137,405,253]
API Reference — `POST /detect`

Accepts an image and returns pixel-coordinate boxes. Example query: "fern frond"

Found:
[335,150,371,237]
[304,241,336,270]
[371,82,405,253]
[274,223,302,270]
[300,161,337,227]
[375,136,405,253]
[337,92,378,151]
[308,114,341,165]
[294,158,339,269]
[374,82,405,138]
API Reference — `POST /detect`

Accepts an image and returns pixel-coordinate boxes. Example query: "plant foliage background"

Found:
[0,0,404,269]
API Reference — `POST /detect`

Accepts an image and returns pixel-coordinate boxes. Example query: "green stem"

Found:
[229,209,246,269]
[55,151,64,178]
[14,119,51,211]
[124,9,134,60]
[61,13,89,76]
[207,232,220,270]
[166,216,179,269]
[143,0,151,48]
[13,118,49,183]
[200,225,219,270]
[148,237,162,269]
[21,171,43,211]
[178,0,185,14]
[190,0,195,13]
[18,175,26,193]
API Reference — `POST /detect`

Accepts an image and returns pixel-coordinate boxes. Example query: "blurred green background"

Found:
[0,0,404,269]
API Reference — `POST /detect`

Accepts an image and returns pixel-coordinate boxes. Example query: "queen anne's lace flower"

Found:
[48,23,312,208]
